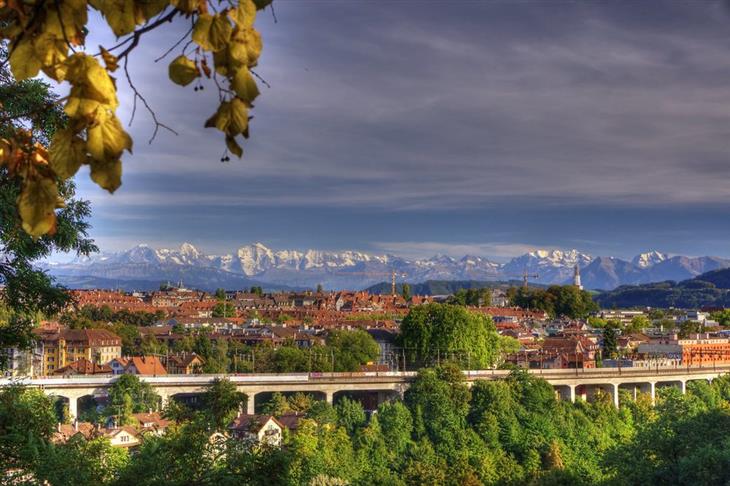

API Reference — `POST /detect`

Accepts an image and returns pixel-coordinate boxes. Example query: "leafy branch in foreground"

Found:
[0,0,272,237]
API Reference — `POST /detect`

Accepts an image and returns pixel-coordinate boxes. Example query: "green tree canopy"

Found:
[398,303,501,369]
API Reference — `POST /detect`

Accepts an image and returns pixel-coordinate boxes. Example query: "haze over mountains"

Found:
[43,243,730,292]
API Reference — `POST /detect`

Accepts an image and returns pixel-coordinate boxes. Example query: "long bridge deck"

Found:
[3,365,728,416]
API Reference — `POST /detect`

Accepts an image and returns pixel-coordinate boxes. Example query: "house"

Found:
[108,357,129,375]
[124,356,167,375]
[131,412,171,436]
[52,421,97,443]
[53,357,112,376]
[52,421,141,448]
[102,426,141,448]
[276,412,305,434]
[229,414,284,446]
[164,353,205,374]
[540,336,599,368]
[366,329,397,366]
[35,327,122,376]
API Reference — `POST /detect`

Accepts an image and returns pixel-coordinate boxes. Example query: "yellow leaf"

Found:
[65,53,119,110]
[225,135,242,158]
[231,67,259,103]
[229,97,249,135]
[57,0,88,44]
[229,0,256,28]
[89,158,122,193]
[168,55,199,86]
[18,175,59,237]
[91,0,137,36]
[205,101,232,132]
[49,128,87,179]
[100,46,118,72]
[34,31,70,81]
[9,38,41,80]
[229,26,262,67]
[64,97,102,119]
[193,12,232,52]
[86,112,133,162]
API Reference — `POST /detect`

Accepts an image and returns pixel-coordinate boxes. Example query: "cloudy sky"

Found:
[70,0,730,260]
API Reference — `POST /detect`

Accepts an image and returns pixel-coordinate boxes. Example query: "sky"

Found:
[67,0,730,260]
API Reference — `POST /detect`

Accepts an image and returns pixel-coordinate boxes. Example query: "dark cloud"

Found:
[72,0,730,258]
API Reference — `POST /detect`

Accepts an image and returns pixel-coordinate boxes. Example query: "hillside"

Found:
[594,267,730,308]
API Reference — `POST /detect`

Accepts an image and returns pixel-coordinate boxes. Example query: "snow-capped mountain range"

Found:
[43,243,730,292]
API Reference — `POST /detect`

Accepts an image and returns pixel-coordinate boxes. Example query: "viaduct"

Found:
[2,365,728,419]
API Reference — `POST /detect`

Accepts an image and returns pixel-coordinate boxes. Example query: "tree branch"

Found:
[123,57,178,144]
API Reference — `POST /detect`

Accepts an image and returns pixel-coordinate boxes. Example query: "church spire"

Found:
[573,264,583,290]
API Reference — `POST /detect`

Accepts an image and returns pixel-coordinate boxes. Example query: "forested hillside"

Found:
[595,268,730,308]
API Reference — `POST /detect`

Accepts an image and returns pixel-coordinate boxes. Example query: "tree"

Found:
[316,284,324,294]
[448,288,491,307]
[335,397,366,435]
[377,400,413,457]
[1,0,273,238]
[0,386,57,481]
[35,436,129,486]
[326,329,380,372]
[679,320,705,338]
[214,288,226,300]
[250,286,264,296]
[202,378,247,430]
[602,322,621,360]
[510,285,597,318]
[625,315,650,334]
[401,283,412,301]
[398,303,501,369]
[212,301,236,318]
[404,365,471,452]
[0,53,96,363]
[107,374,161,424]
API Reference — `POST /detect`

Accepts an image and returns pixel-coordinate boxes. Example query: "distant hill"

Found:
[366,279,546,296]
[594,267,730,308]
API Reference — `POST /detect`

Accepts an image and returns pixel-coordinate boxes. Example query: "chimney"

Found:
[57,422,61,433]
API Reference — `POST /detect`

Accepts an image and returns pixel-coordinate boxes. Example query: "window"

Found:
[120,435,129,443]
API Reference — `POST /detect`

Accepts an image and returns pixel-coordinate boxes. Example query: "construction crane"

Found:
[334,269,407,296]
[507,270,539,289]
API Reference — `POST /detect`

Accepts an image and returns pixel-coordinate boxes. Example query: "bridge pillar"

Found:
[650,382,656,405]
[611,383,619,408]
[324,390,334,405]
[680,380,686,395]
[569,385,576,403]
[158,393,169,411]
[246,393,256,415]
[68,396,78,420]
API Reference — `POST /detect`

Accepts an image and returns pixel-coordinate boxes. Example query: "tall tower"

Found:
[573,264,583,290]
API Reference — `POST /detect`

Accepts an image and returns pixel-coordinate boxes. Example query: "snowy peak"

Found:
[632,251,668,268]
[525,249,591,266]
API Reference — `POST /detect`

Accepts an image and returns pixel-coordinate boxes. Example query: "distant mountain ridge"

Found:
[42,242,730,291]
[595,267,730,308]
